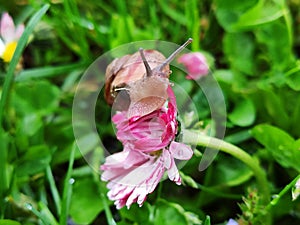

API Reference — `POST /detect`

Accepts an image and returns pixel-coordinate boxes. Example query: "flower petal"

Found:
[1,13,16,43]
[163,149,172,169]
[166,157,181,185]
[14,24,25,39]
[169,141,193,160]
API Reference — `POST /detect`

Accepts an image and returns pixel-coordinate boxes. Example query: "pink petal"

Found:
[169,141,193,160]
[126,186,147,208]
[146,161,165,193]
[103,157,164,209]
[112,111,127,124]
[1,13,16,43]
[14,24,24,39]
[166,157,181,185]
[101,150,129,167]
[163,149,172,169]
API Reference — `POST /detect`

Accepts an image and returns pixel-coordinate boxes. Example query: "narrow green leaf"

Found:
[158,1,187,25]
[285,64,300,91]
[0,130,9,207]
[46,166,61,215]
[59,143,76,225]
[204,216,211,225]
[15,62,86,82]
[38,202,59,225]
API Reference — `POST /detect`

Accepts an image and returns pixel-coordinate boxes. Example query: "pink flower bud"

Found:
[178,52,209,80]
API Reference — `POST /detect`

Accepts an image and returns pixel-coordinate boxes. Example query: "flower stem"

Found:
[182,129,271,220]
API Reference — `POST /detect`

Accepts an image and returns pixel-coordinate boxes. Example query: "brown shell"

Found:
[104,49,170,105]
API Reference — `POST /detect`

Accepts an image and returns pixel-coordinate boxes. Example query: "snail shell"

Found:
[104,38,192,118]
[104,50,169,105]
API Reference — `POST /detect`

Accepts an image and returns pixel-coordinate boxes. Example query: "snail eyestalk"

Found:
[139,48,152,77]
[158,38,193,71]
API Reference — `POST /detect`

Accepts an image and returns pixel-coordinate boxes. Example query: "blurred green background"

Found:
[0,0,300,224]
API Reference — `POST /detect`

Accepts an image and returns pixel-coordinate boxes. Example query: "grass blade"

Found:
[46,166,61,215]
[15,62,86,82]
[59,143,76,225]
[0,130,9,218]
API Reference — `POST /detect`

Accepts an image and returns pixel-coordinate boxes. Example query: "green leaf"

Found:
[119,202,151,225]
[255,22,294,71]
[233,0,284,29]
[228,98,256,127]
[15,145,52,176]
[214,156,253,187]
[223,33,256,75]
[19,113,43,136]
[214,0,257,31]
[252,124,300,171]
[69,177,104,225]
[0,220,21,225]
[12,80,60,116]
[256,88,290,129]
[215,0,285,31]
[154,200,202,225]
[285,67,300,91]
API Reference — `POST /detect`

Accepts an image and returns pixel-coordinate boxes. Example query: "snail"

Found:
[105,38,192,118]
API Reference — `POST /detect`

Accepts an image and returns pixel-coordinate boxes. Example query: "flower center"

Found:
[149,149,162,157]
[2,41,17,62]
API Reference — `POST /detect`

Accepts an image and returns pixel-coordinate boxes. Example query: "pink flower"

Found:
[0,12,25,62]
[101,87,193,209]
[112,87,177,153]
[178,52,209,80]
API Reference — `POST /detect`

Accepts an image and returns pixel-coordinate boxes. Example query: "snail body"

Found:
[105,38,192,118]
